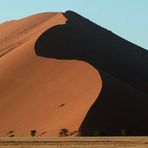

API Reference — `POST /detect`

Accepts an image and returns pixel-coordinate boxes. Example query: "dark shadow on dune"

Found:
[35,11,148,135]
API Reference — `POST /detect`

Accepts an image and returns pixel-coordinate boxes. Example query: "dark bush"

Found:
[59,128,69,136]
[121,129,129,136]
[30,130,36,137]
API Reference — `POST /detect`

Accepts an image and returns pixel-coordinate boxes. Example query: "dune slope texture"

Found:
[0,11,148,136]
[35,11,148,136]
[0,12,101,137]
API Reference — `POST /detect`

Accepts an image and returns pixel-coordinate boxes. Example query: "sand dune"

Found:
[0,12,101,137]
[0,13,65,57]
[0,11,148,136]
[35,11,148,135]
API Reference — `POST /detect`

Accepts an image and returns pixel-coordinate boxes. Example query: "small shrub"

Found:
[59,128,69,137]
[59,104,65,107]
[93,130,106,136]
[9,134,15,137]
[7,130,15,137]
[121,129,129,136]
[30,130,36,137]
[8,131,14,134]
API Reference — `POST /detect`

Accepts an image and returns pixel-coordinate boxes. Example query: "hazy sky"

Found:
[0,0,148,49]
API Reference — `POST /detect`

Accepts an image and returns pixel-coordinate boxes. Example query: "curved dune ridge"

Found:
[35,11,148,135]
[0,12,101,136]
[0,10,148,136]
[0,13,65,57]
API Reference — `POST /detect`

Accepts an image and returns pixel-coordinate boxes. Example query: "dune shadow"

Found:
[35,11,148,135]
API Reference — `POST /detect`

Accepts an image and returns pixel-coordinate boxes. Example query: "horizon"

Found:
[0,0,148,49]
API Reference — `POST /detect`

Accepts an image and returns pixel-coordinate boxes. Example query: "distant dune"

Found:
[0,11,148,136]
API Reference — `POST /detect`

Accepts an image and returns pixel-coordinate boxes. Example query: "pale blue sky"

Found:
[0,0,148,49]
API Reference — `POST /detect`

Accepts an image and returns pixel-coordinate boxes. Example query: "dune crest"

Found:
[0,13,66,57]
[35,11,148,135]
[0,12,101,136]
[0,10,148,136]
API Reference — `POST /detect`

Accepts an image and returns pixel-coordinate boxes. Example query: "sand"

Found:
[0,11,148,137]
[0,137,148,148]
[0,12,101,137]
[35,11,148,136]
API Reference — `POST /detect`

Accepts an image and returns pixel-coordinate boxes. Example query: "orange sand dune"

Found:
[0,13,101,136]
[33,11,148,135]
[0,13,65,56]
[0,11,148,137]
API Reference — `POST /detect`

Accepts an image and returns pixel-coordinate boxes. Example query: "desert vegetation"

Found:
[7,131,15,137]
[30,130,37,137]
[59,128,69,137]
[121,129,130,136]
[93,130,106,136]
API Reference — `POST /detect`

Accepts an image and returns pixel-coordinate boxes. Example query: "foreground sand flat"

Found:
[0,137,148,148]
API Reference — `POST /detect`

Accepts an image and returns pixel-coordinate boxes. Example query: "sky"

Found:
[0,0,148,49]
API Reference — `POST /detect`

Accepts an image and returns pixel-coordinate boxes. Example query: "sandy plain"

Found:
[0,137,148,148]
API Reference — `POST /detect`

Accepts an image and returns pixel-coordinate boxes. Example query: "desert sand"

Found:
[35,11,148,135]
[1,137,148,148]
[0,11,148,137]
[0,12,101,137]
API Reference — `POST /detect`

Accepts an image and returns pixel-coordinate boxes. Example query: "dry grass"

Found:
[0,137,148,148]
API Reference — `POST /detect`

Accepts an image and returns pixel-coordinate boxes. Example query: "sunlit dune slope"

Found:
[0,13,65,56]
[0,10,148,137]
[0,13,101,136]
